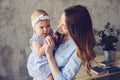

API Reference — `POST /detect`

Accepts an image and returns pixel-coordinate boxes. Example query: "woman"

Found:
[44,5,96,80]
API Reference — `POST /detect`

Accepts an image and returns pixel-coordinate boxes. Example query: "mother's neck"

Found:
[62,34,71,43]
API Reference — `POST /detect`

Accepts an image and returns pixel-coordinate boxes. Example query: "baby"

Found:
[27,9,53,80]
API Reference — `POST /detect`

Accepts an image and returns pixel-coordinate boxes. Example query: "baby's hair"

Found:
[31,10,49,21]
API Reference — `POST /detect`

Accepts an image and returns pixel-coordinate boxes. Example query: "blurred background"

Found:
[0,0,120,80]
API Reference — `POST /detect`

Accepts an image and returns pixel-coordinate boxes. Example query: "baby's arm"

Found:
[32,40,45,56]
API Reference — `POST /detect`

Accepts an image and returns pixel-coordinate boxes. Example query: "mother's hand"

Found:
[44,36,55,56]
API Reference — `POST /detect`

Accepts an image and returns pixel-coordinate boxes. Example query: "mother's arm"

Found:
[48,51,81,80]
[44,36,81,80]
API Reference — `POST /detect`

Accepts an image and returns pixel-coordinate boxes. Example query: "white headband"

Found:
[32,14,50,27]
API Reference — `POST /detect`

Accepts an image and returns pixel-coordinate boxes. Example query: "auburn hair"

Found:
[64,5,96,75]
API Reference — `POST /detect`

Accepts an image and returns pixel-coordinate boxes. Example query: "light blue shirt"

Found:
[27,32,81,80]
[54,39,82,80]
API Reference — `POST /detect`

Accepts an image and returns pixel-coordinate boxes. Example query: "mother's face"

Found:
[57,12,69,35]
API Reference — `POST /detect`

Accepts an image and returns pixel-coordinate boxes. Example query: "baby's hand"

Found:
[52,33,58,44]
[44,36,55,55]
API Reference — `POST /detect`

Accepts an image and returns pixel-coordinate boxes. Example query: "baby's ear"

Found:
[33,27,36,32]
[33,26,36,29]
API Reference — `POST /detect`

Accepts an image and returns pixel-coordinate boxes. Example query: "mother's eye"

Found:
[47,25,50,28]
[39,26,44,29]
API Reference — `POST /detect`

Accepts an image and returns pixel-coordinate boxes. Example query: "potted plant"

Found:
[94,22,120,65]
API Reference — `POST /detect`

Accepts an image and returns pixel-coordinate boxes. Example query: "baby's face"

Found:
[33,19,51,37]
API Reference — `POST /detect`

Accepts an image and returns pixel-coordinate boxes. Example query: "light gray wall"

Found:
[0,0,120,80]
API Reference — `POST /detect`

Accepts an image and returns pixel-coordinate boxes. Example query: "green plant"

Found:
[94,22,120,51]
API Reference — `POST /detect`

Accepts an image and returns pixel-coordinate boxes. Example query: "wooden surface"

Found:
[75,51,120,80]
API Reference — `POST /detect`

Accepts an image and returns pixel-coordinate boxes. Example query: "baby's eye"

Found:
[39,26,44,29]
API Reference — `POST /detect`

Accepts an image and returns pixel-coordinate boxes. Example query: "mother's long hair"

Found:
[64,5,96,74]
